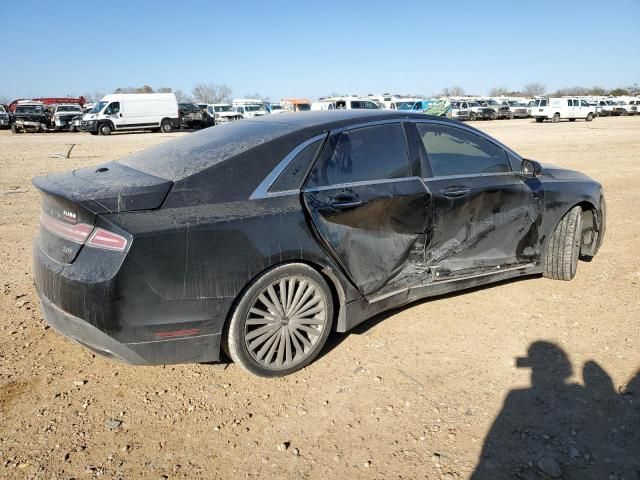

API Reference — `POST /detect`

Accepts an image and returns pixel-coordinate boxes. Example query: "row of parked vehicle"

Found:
[2,92,637,135]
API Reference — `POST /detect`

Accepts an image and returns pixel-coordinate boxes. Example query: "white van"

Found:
[310,97,380,110]
[81,93,179,135]
[531,97,596,123]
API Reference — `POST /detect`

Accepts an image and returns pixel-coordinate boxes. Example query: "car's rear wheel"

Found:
[552,113,560,123]
[224,263,334,377]
[469,112,476,121]
[543,206,583,281]
[161,120,173,133]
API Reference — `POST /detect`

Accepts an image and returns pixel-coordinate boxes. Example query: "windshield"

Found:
[119,120,297,181]
[16,105,45,114]
[468,102,480,107]
[297,104,311,111]
[90,101,107,113]
[396,102,416,110]
[0,105,5,113]
[214,105,234,112]
[244,105,263,112]
[508,101,520,106]
[57,105,82,112]
[486,100,498,105]
[180,103,200,112]
[271,105,282,111]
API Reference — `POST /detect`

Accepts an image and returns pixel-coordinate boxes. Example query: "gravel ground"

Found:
[0,117,638,479]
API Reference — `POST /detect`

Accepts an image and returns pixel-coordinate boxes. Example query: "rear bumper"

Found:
[33,239,227,365]
[39,294,220,365]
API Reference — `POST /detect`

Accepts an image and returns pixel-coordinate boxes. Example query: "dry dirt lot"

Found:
[0,118,638,479]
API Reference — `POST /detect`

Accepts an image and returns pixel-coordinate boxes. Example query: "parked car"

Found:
[311,97,381,110]
[451,101,471,120]
[32,110,605,376]
[235,104,269,118]
[179,102,205,129]
[531,98,595,123]
[479,100,510,119]
[0,104,10,129]
[505,101,529,118]
[467,101,496,120]
[207,104,243,124]
[616,101,637,116]
[269,104,286,114]
[10,102,51,133]
[52,104,84,131]
[197,103,217,126]
[81,93,180,135]
[281,99,312,112]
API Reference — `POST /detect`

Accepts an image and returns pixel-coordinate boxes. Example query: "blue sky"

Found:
[2,0,638,100]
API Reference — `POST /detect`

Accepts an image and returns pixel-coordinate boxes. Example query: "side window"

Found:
[350,101,363,109]
[416,124,510,177]
[105,102,120,115]
[269,138,324,193]
[307,123,410,187]
[581,100,588,107]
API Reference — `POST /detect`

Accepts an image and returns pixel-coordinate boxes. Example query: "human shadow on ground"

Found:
[471,341,639,479]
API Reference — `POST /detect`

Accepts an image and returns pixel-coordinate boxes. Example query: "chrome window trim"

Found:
[250,133,328,200]
[304,175,423,193]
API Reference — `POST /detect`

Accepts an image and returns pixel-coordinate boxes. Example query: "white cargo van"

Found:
[81,93,180,135]
[531,97,595,123]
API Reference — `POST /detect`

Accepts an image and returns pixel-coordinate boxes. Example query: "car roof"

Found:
[243,109,452,130]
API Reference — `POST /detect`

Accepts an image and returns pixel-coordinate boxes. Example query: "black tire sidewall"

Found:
[225,263,334,377]
[161,121,173,133]
[99,123,112,135]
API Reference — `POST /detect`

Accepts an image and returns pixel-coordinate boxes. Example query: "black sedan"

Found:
[33,110,606,376]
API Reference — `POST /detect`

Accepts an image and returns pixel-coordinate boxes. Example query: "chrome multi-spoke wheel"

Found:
[245,276,327,369]
[225,264,334,376]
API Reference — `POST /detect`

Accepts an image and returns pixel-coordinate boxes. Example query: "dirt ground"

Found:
[0,118,638,480]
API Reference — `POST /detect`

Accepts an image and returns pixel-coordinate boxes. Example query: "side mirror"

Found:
[521,158,543,177]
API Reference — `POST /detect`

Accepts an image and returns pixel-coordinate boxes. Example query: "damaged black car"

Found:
[32,110,606,376]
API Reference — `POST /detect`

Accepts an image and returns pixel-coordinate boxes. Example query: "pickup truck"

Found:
[0,105,10,129]
[10,103,51,133]
[52,104,84,131]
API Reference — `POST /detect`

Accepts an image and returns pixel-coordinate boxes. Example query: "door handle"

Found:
[331,200,363,210]
[442,187,470,198]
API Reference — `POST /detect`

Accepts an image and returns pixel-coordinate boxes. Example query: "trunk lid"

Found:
[33,161,172,264]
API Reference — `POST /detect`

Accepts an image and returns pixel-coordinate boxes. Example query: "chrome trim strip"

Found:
[366,263,535,303]
[303,176,422,193]
[250,133,328,200]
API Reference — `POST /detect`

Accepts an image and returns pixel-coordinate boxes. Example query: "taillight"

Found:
[40,214,93,243]
[86,228,128,251]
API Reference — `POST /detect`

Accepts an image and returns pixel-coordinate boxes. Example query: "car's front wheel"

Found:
[224,263,334,377]
[543,206,583,281]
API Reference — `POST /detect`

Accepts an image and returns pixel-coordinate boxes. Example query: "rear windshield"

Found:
[119,120,297,181]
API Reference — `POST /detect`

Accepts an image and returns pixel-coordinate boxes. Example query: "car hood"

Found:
[540,163,599,184]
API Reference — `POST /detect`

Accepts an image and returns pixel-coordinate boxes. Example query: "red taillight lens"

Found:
[40,214,93,243]
[86,228,128,251]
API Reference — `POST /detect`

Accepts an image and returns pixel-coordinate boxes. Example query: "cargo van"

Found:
[531,97,595,123]
[81,93,180,135]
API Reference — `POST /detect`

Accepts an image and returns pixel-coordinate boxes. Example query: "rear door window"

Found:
[307,123,410,187]
[269,138,325,193]
[416,124,510,177]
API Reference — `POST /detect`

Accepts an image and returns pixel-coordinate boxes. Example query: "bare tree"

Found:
[173,89,192,102]
[588,86,606,96]
[440,85,465,97]
[0,95,12,105]
[489,86,509,97]
[192,83,233,104]
[522,82,546,97]
[82,91,106,102]
[156,87,172,93]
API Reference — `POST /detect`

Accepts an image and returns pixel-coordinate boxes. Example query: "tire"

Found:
[585,113,594,122]
[69,125,76,132]
[535,118,544,123]
[509,112,514,120]
[569,118,576,122]
[10,124,18,134]
[99,122,112,135]
[543,206,583,281]
[469,112,476,121]
[224,263,334,377]
[161,120,173,133]
[89,131,98,135]
[552,113,560,123]
[490,111,497,120]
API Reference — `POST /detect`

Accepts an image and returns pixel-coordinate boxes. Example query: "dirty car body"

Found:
[32,110,605,369]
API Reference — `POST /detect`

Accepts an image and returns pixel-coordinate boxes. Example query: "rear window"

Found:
[119,120,297,181]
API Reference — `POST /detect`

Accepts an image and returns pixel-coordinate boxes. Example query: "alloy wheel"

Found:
[243,276,328,369]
